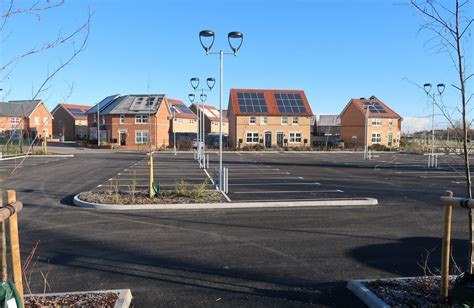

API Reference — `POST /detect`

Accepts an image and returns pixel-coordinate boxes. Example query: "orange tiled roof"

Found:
[228,88,314,117]
[57,103,91,120]
[343,96,400,118]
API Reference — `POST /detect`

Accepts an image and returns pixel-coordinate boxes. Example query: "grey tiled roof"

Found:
[88,94,166,115]
[0,100,41,117]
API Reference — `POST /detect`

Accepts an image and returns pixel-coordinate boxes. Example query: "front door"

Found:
[265,132,272,148]
[119,131,126,146]
[277,132,284,147]
[388,133,393,147]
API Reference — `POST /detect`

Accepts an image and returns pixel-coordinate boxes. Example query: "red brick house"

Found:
[51,103,91,141]
[86,94,172,150]
[0,100,53,140]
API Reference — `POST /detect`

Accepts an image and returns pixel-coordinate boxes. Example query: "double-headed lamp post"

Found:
[423,83,445,168]
[198,30,243,190]
[189,77,215,161]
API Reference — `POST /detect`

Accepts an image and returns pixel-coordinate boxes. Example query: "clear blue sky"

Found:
[1,0,472,131]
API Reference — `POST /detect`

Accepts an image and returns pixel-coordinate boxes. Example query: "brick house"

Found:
[51,103,91,141]
[0,100,53,140]
[340,96,402,148]
[86,94,171,150]
[168,98,198,146]
[189,103,229,135]
[227,89,314,149]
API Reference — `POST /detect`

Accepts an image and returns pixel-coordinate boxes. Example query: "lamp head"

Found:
[190,77,200,90]
[199,30,215,55]
[206,77,215,90]
[200,93,207,102]
[228,31,243,55]
[423,83,432,95]
[437,83,445,95]
[188,93,195,103]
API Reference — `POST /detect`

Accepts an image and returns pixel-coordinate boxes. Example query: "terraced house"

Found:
[51,103,91,141]
[340,96,402,148]
[227,89,314,149]
[86,94,171,150]
[168,98,198,146]
[0,100,53,140]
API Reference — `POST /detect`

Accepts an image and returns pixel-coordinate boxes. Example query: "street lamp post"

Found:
[97,101,100,147]
[198,30,243,191]
[189,77,215,163]
[172,106,177,155]
[424,83,445,168]
[364,101,375,160]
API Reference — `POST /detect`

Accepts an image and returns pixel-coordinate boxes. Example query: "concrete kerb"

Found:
[73,193,378,210]
[0,154,74,160]
[25,289,132,308]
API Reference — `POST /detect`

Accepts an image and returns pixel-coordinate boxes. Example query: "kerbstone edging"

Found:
[0,154,74,160]
[73,194,378,210]
[347,280,390,308]
[25,289,132,308]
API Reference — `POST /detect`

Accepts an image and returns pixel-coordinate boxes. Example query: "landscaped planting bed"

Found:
[25,291,119,307]
[366,276,456,306]
[79,190,226,204]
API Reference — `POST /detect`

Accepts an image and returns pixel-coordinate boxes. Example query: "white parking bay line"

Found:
[420,175,466,178]
[233,189,343,194]
[230,182,320,186]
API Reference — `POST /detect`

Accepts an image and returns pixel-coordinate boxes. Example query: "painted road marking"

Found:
[229,182,321,186]
[233,189,343,194]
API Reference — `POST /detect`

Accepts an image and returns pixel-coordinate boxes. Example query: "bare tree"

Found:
[410,0,474,274]
[1,0,91,161]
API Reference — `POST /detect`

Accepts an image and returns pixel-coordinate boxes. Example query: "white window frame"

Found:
[371,133,381,144]
[135,114,149,124]
[120,114,125,124]
[292,116,299,125]
[34,117,40,125]
[249,116,256,125]
[388,119,393,126]
[43,117,49,125]
[281,116,288,125]
[135,130,149,144]
[371,118,382,126]
[10,117,20,125]
[246,132,259,143]
[178,118,183,123]
[189,119,195,124]
[261,116,267,125]
[289,132,301,143]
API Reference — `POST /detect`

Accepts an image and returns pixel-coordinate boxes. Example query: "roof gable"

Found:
[168,98,197,119]
[341,96,400,118]
[53,103,91,120]
[229,89,314,117]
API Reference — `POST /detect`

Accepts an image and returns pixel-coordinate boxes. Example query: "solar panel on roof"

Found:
[130,96,161,111]
[363,101,387,114]
[88,94,119,114]
[174,104,194,114]
[237,92,268,113]
[67,107,86,117]
[274,93,307,114]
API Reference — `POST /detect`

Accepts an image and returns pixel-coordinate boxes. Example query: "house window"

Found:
[10,117,20,125]
[190,119,195,124]
[223,122,226,126]
[292,116,299,125]
[120,114,125,124]
[261,116,267,125]
[135,131,149,144]
[389,119,393,126]
[34,117,40,125]
[289,132,301,143]
[246,132,259,143]
[43,117,48,125]
[371,118,382,126]
[249,116,256,124]
[281,116,288,125]
[135,114,149,124]
[178,118,183,123]
[93,114,97,122]
[371,133,381,143]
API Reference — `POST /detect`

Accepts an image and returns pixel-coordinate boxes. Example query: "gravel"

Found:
[25,292,118,307]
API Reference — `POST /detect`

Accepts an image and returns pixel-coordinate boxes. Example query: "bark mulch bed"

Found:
[25,291,118,307]
[366,276,456,307]
[78,190,226,205]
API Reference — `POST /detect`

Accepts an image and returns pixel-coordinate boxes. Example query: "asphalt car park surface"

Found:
[1,151,472,307]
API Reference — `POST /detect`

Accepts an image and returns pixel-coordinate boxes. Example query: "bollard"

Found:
[7,190,23,300]
[441,190,453,299]
[149,152,154,198]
